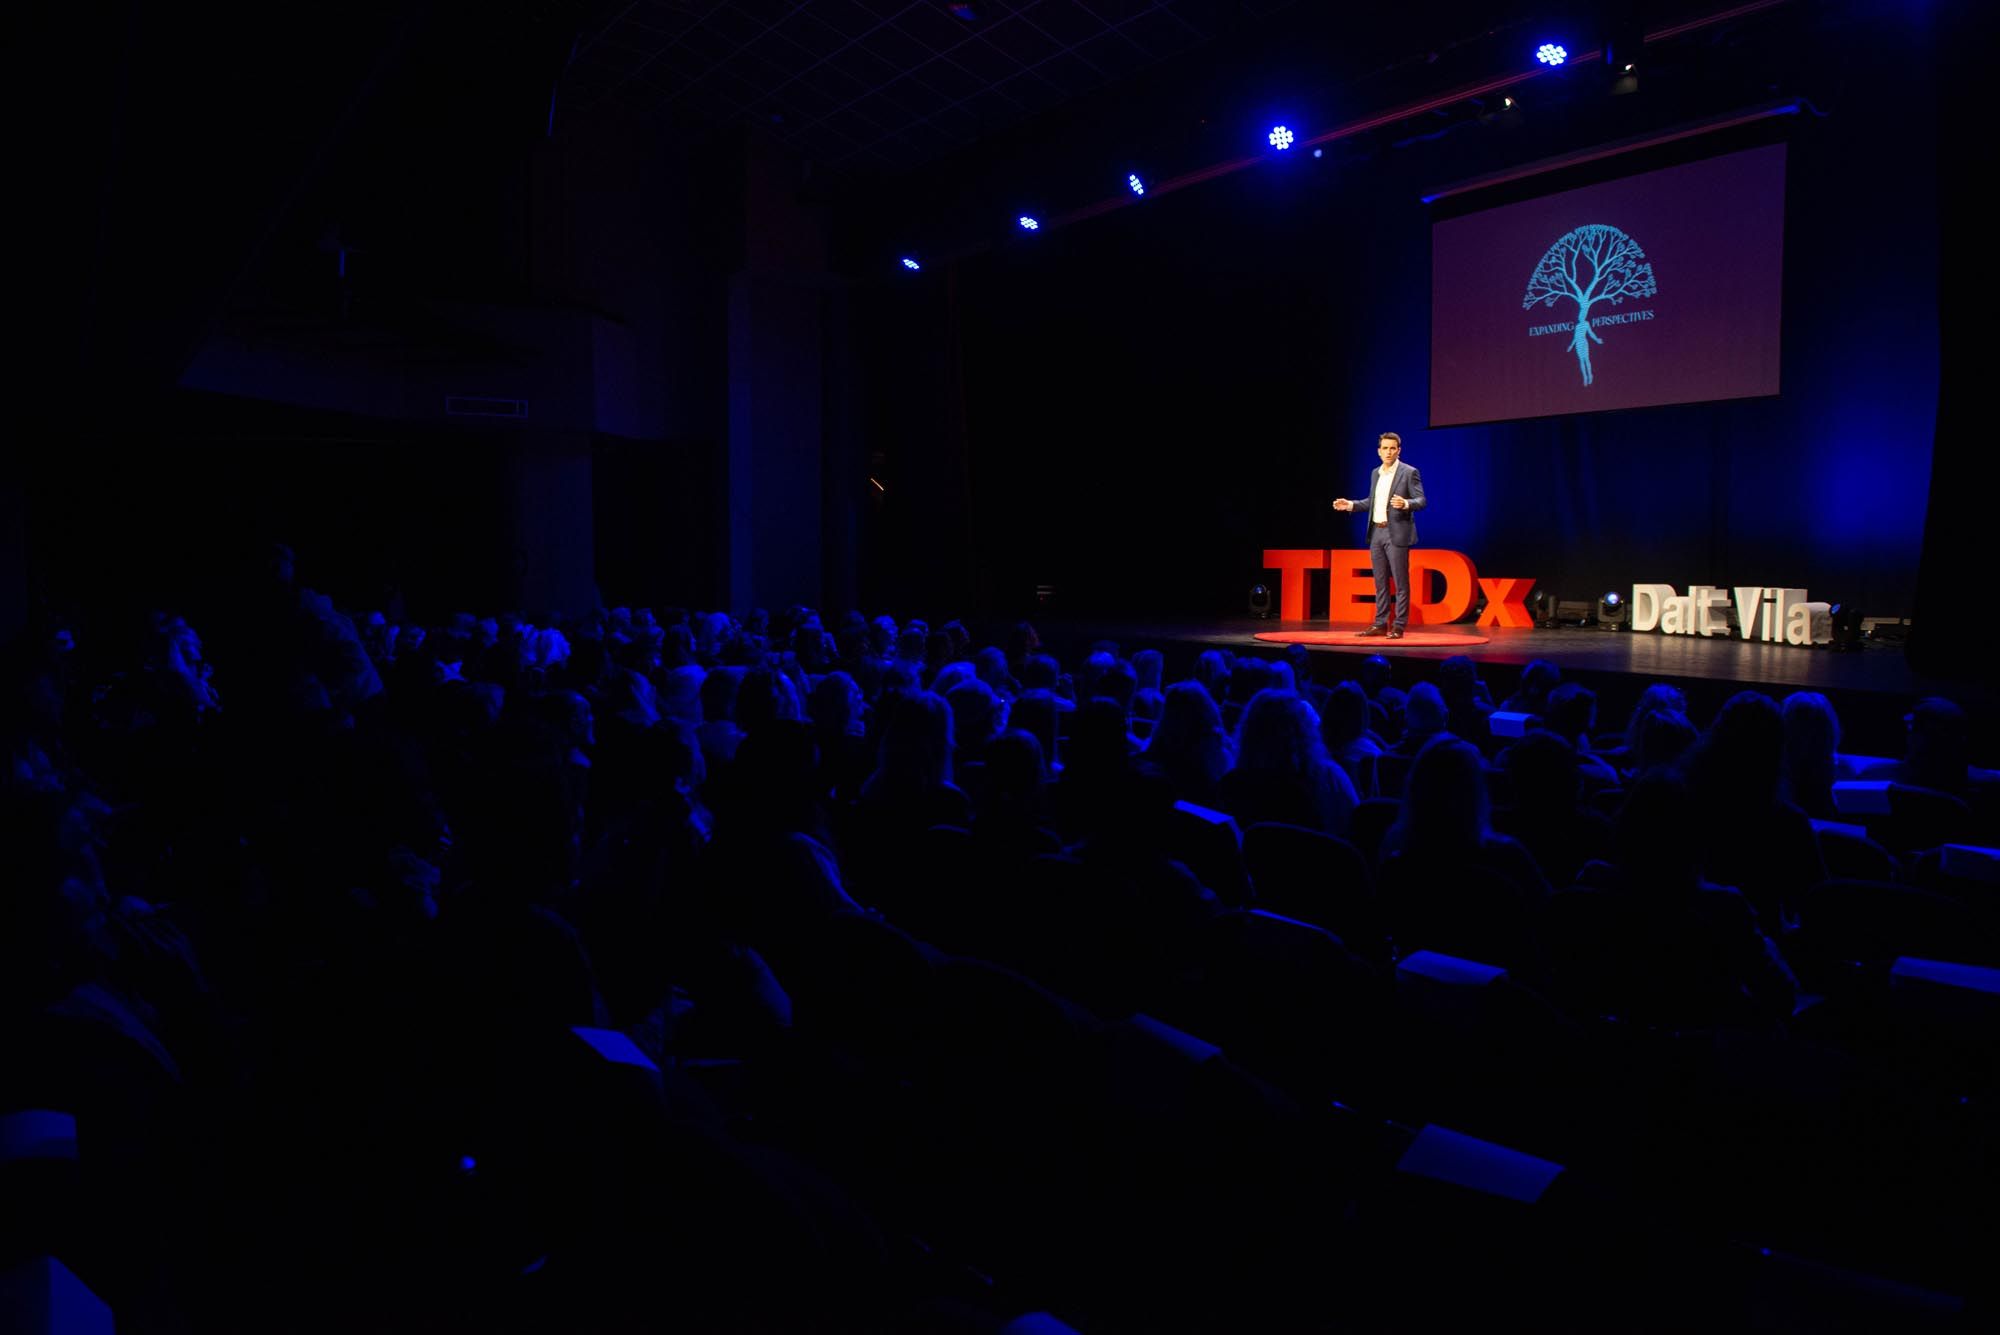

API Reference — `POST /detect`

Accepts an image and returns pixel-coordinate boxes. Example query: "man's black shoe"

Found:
[1356,625,1389,638]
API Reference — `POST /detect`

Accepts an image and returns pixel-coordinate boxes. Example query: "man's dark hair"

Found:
[1545,682,1597,742]
[1379,432,1402,447]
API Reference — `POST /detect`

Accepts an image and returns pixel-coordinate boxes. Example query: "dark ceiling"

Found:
[557,1,1307,176]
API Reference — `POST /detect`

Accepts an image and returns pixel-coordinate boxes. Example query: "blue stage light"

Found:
[900,257,921,271]
[1018,215,1040,231]
[1268,124,1295,150]
[1536,42,1568,66]
[1128,173,1145,196]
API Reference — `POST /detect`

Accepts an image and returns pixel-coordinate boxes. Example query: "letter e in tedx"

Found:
[1328,551,1377,623]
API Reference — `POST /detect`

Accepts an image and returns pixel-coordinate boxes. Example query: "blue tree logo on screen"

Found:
[1523,225,1658,386]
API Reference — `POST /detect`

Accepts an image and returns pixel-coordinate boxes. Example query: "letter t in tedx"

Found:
[1261,550,1326,621]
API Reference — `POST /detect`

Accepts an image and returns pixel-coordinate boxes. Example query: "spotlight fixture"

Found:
[1555,598,1598,627]
[1596,589,1629,630]
[1268,124,1295,150]
[1605,17,1644,75]
[1127,172,1145,196]
[1536,42,1568,66]
[1312,148,1323,158]
[1250,584,1274,618]
[900,257,921,271]
[1502,95,1516,109]
[1017,215,1040,231]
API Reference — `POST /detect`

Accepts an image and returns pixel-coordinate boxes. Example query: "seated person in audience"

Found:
[1544,775,1798,1028]
[1620,706,1697,784]
[1132,648,1165,695]
[1500,658,1561,716]
[1858,696,1985,796]
[808,671,873,802]
[943,618,972,658]
[928,659,977,696]
[734,667,802,737]
[696,665,745,768]
[1613,682,1688,763]
[1357,653,1406,736]
[972,645,1019,700]
[1054,696,1144,839]
[856,688,972,832]
[924,629,957,684]
[1076,649,1117,705]
[1317,680,1382,799]
[1384,681,1451,761]
[1003,619,1041,675]
[1680,691,1824,930]
[1217,688,1358,837]
[1129,682,1165,740]
[1008,689,1064,777]
[1357,653,1395,700]
[1016,652,1071,708]
[1436,655,1496,745]
[1379,736,1551,967]
[836,614,888,698]
[893,626,928,675]
[968,728,1062,856]
[1193,648,1232,707]
[1140,680,1235,807]
[1222,657,1279,733]
[1541,683,1620,792]
[1284,643,1333,715]
[713,720,834,850]
[1093,657,1141,734]
[876,658,921,697]
[946,678,1006,773]
[1493,730,1613,888]
[1778,691,1842,820]
[1036,770,1223,1011]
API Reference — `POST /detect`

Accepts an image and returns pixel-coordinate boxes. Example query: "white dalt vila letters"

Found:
[1630,583,1829,646]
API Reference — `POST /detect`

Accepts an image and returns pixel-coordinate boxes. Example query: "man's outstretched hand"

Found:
[1332,499,1353,511]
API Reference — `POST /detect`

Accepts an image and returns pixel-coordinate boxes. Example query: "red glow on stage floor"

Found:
[1254,629,1493,648]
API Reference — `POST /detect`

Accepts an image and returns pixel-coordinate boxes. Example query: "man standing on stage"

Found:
[1332,432,1426,639]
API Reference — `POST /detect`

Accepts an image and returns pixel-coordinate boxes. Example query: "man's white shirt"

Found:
[1372,464,1398,523]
